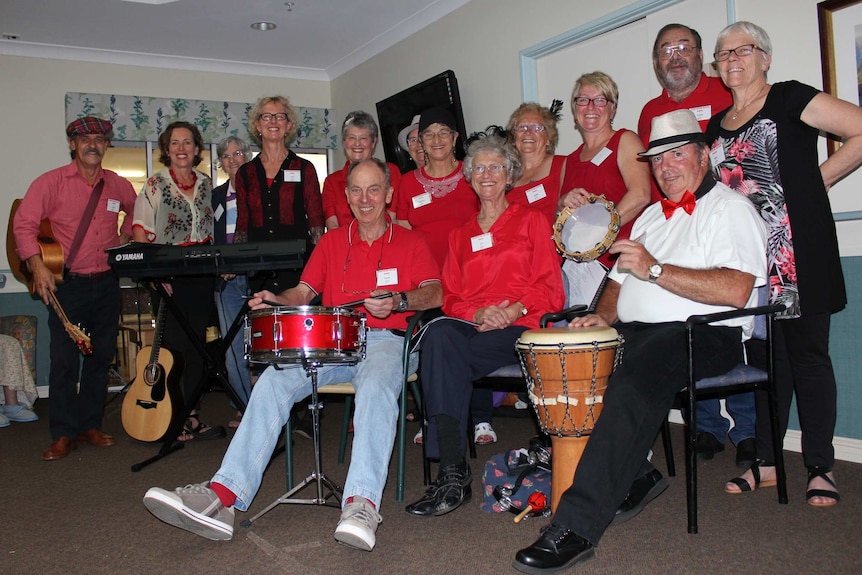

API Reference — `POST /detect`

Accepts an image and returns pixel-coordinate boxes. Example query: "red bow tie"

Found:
[661,190,696,219]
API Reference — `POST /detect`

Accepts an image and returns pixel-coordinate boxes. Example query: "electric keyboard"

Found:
[107,241,306,280]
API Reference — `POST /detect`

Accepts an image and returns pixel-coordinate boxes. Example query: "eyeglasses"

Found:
[658,43,698,60]
[513,123,547,134]
[258,112,288,123]
[573,97,612,108]
[713,44,765,62]
[470,164,505,175]
[406,136,420,146]
[345,135,373,146]
[220,150,246,162]
[421,129,454,142]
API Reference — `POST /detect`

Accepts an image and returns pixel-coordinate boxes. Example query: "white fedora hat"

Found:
[398,114,422,151]
[639,109,704,157]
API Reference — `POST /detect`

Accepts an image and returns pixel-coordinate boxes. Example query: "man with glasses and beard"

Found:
[13,117,137,461]
[636,24,754,469]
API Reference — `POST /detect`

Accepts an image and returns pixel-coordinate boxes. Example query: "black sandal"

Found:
[185,415,227,441]
[725,460,777,494]
[806,466,840,507]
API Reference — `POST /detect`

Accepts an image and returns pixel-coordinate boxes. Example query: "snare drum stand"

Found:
[241,359,344,527]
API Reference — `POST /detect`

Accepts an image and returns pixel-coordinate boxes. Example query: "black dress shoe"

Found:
[405,462,471,517]
[513,523,595,574]
[735,438,756,469]
[611,468,669,526]
[695,432,725,460]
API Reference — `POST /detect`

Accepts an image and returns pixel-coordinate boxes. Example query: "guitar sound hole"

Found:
[145,364,163,386]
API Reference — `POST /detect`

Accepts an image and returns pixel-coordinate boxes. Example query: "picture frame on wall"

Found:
[818,0,862,155]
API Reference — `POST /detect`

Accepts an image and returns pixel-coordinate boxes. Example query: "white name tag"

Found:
[709,145,727,167]
[470,232,493,252]
[411,192,432,209]
[591,147,612,166]
[690,105,712,122]
[106,199,121,213]
[525,184,547,203]
[214,204,225,221]
[283,169,301,182]
[376,268,399,286]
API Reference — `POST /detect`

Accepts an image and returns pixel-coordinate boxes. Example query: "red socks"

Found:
[210,482,237,508]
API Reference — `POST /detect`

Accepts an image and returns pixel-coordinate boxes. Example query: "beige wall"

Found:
[3,0,860,262]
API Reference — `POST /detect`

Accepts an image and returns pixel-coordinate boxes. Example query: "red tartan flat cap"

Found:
[66,116,113,138]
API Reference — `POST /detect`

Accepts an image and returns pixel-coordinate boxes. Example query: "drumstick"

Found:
[242,296,283,307]
[340,292,395,308]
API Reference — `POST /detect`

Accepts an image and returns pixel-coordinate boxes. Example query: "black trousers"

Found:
[751,312,837,469]
[420,320,528,460]
[553,321,742,546]
[48,274,121,439]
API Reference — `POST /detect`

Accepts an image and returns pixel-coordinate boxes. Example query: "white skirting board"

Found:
[668,409,862,464]
[34,385,862,463]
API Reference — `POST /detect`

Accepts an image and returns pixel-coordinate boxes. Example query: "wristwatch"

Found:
[396,291,409,313]
[648,262,664,284]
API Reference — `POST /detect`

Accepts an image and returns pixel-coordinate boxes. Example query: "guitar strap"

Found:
[64,178,105,276]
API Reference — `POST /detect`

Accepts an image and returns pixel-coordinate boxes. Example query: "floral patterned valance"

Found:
[65,92,337,149]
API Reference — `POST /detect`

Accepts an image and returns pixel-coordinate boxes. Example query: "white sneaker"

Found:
[334,496,382,551]
[3,404,38,422]
[143,483,234,541]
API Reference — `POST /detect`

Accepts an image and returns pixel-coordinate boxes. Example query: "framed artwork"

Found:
[818,0,862,155]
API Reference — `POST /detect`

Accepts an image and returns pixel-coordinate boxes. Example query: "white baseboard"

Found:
[669,409,862,464]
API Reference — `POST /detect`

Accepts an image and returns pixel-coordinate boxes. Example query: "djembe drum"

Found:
[516,326,623,512]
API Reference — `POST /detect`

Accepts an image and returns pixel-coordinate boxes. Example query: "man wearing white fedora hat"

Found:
[513,109,768,574]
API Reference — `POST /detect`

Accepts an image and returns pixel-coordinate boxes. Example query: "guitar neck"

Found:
[46,290,94,355]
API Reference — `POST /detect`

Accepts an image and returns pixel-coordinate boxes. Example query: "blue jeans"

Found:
[212,330,415,512]
[696,394,755,445]
[215,276,252,408]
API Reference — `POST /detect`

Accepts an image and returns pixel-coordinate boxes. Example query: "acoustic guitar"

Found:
[122,300,184,442]
[6,199,93,355]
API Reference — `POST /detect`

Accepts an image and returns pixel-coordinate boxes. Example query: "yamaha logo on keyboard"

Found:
[114,252,145,261]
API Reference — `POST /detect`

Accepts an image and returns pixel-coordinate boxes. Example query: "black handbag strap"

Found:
[65,178,104,272]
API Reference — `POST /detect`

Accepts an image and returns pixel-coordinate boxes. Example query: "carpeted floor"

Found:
[3,392,861,575]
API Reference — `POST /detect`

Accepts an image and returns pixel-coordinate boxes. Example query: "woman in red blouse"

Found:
[506,102,568,226]
[234,95,324,293]
[405,129,565,518]
[559,72,652,308]
[395,107,478,269]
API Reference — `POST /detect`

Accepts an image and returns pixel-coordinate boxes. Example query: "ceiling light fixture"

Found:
[251,21,277,31]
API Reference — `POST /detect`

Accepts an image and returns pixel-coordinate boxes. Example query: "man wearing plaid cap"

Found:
[13,116,138,461]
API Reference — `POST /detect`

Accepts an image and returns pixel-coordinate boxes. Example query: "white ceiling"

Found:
[0,0,470,80]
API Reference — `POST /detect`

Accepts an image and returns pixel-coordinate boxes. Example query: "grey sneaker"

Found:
[3,404,38,422]
[0,411,9,428]
[143,483,234,540]
[334,497,382,551]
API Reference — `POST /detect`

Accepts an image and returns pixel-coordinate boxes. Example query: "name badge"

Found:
[690,105,712,122]
[525,184,547,203]
[412,192,432,209]
[591,147,612,166]
[377,268,398,286]
[214,204,225,221]
[106,199,121,213]
[709,145,727,167]
[283,169,301,182]
[470,232,493,252]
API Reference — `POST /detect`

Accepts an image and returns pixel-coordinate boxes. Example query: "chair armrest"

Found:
[685,304,785,329]
[540,304,588,327]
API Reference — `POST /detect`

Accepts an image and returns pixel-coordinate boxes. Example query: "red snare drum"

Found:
[245,306,366,364]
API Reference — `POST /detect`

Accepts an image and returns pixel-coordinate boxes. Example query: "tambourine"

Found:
[553,195,620,262]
